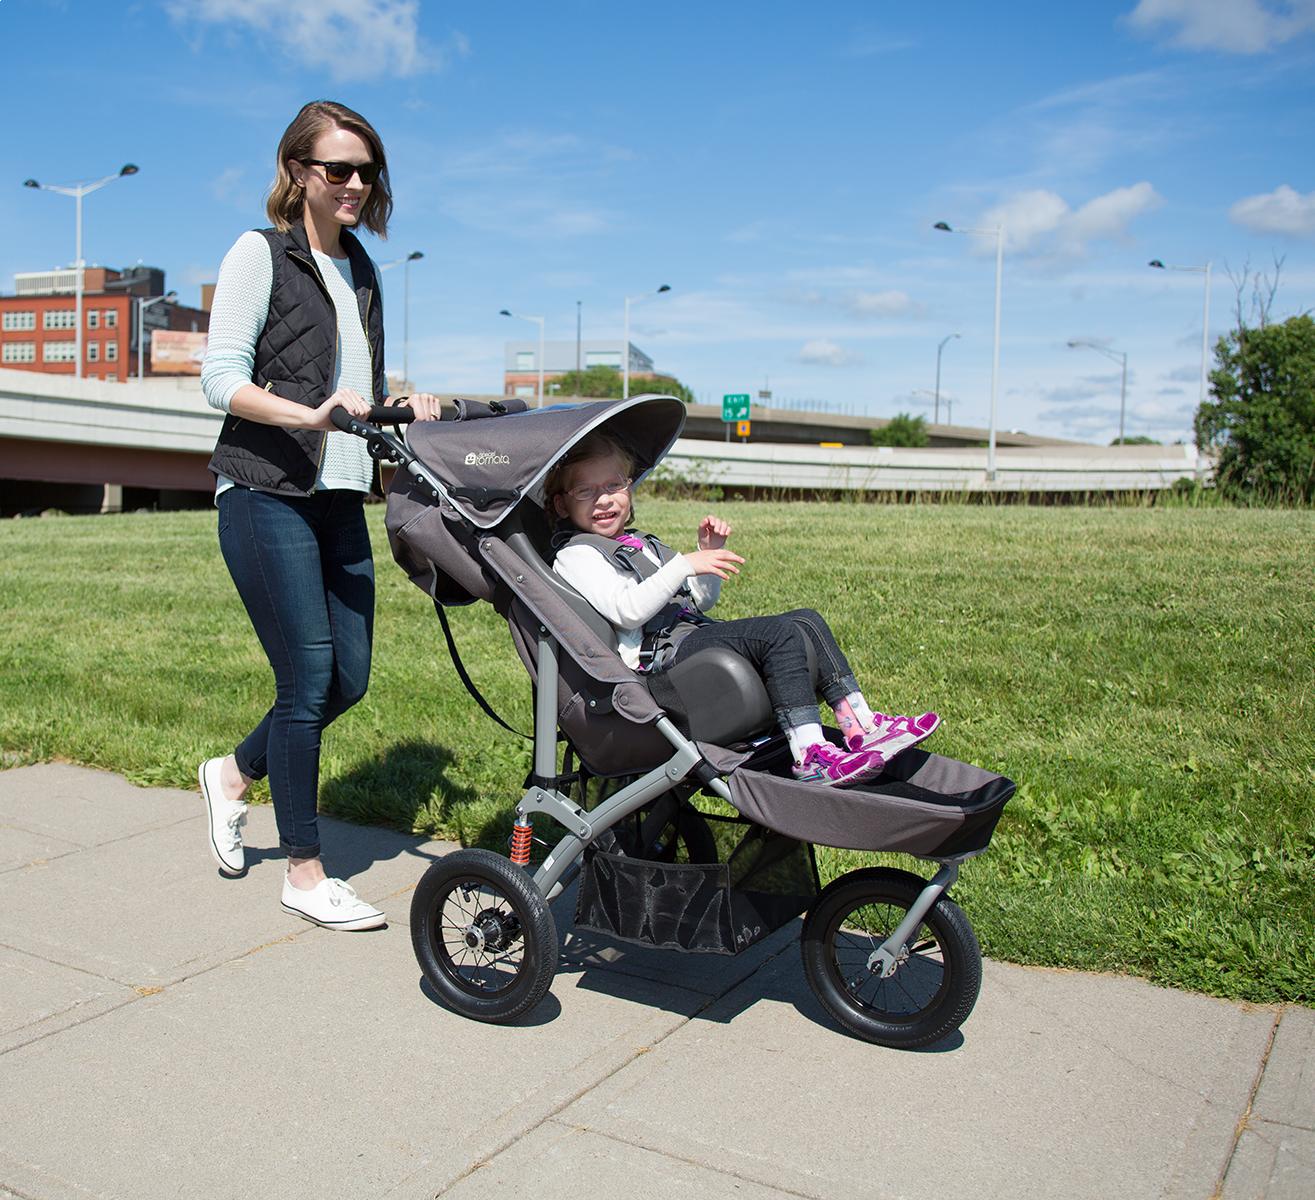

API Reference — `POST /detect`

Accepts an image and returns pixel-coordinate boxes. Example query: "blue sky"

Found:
[5,0,1314,443]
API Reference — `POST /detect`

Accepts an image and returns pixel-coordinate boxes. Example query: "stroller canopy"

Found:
[403,394,687,529]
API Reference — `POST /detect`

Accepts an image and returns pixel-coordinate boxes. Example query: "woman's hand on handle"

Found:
[397,392,442,421]
[683,547,744,581]
[308,387,372,431]
[698,514,732,550]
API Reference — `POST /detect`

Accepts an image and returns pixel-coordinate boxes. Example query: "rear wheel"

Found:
[410,849,557,1023]
[801,867,981,1049]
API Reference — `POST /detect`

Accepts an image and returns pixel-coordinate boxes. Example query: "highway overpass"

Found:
[0,369,1205,514]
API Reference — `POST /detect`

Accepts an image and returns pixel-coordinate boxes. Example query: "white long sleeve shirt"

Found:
[200,230,385,495]
[552,536,722,669]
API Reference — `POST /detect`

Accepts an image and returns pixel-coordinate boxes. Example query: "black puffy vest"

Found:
[207,222,387,495]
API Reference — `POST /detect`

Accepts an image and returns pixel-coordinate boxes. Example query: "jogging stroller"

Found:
[332,395,1014,1049]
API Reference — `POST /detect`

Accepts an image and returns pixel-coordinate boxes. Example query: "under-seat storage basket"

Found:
[574,816,819,955]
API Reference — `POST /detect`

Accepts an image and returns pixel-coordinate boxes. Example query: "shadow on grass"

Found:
[317,736,487,855]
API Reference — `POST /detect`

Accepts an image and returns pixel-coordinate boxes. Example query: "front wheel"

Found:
[801,867,981,1049]
[410,848,558,1023]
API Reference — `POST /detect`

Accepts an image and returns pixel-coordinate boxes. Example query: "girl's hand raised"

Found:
[698,514,732,550]
[684,547,744,580]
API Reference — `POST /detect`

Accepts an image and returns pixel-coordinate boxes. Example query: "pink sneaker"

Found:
[846,709,941,757]
[846,712,940,761]
[792,742,885,787]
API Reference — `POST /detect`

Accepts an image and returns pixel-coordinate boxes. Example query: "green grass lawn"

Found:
[1,499,1312,1004]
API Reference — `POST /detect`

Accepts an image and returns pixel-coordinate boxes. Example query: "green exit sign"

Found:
[722,393,751,422]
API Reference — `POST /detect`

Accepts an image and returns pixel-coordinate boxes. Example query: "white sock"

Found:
[847,692,876,732]
[786,722,826,763]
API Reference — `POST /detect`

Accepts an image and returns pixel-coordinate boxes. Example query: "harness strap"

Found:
[432,599,530,739]
[554,528,713,672]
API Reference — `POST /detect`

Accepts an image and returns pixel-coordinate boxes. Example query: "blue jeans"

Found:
[218,487,374,858]
[667,608,859,730]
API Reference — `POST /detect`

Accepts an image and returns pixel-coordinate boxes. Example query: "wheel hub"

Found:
[462,907,520,954]
[866,943,909,980]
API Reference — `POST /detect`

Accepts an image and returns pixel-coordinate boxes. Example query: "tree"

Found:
[1195,314,1315,501]
[870,412,930,448]
[549,366,695,405]
[1112,435,1159,445]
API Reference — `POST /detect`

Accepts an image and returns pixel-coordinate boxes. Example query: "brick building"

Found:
[0,266,210,382]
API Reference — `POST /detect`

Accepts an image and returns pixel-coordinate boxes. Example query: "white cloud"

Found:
[841,33,918,57]
[211,165,249,209]
[167,0,465,81]
[1126,0,1315,55]
[982,190,1069,253]
[780,269,922,320]
[846,289,917,317]
[1069,183,1163,241]
[979,182,1162,257]
[428,131,631,239]
[1229,184,1315,236]
[439,193,610,239]
[798,339,863,367]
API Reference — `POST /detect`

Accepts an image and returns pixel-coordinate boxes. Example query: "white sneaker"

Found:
[199,757,247,877]
[281,876,386,931]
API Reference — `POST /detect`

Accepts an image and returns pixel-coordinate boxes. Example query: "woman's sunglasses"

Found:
[298,159,382,186]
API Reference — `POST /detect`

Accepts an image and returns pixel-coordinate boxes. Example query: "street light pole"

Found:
[499,308,546,406]
[935,222,1003,478]
[1149,258,1213,408]
[622,284,671,399]
[379,250,424,388]
[1067,338,1128,443]
[23,164,139,381]
[136,291,176,379]
[934,332,960,426]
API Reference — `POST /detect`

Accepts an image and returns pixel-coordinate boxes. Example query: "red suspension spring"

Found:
[509,819,533,867]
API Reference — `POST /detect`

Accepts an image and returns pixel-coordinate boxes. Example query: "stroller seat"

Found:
[503,509,792,748]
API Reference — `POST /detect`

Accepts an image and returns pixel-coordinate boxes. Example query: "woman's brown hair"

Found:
[265,100,393,237]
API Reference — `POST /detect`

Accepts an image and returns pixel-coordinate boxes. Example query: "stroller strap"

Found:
[431,599,530,740]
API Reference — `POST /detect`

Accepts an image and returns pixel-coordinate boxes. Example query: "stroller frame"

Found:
[333,396,1010,1048]
[520,628,961,980]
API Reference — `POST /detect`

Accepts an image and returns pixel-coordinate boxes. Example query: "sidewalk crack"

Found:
[426,938,798,1198]
[1209,1005,1284,1200]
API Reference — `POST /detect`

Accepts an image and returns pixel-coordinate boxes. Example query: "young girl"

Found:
[546,431,939,787]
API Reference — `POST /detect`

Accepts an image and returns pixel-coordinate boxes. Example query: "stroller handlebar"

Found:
[329,404,414,433]
[330,396,530,435]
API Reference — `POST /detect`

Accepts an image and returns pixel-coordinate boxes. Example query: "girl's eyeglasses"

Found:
[566,477,631,503]
[299,159,382,186]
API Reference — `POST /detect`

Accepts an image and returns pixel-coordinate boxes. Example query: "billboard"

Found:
[150,330,208,375]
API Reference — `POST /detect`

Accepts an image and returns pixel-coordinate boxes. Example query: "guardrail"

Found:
[662,437,1205,493]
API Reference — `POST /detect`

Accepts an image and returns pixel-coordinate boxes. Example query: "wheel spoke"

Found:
[434,879,530,997]
[831,903,948,1021]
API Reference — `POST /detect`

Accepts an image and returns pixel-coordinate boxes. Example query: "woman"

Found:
[198,100,439,930]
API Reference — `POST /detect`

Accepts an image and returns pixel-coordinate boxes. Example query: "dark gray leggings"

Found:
[665,607,859,729]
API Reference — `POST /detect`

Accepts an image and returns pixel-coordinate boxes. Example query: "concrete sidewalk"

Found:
[1,763,1309,1200]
